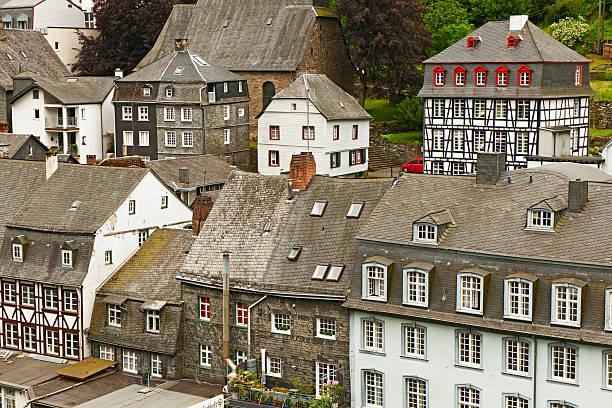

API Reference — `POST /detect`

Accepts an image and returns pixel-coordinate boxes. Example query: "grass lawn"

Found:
[364,99,396,123]
[591,80,612,101]
[587,53,610,71]
[591,128,612,137]
[381,131,422,144]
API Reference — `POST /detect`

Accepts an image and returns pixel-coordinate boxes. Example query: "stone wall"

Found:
[591,100,612,129]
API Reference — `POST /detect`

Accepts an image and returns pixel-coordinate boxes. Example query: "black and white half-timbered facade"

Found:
[418,15,595,175]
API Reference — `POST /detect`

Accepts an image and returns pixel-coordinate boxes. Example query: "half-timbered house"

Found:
[0,156,192,360]
[418,15,595,175]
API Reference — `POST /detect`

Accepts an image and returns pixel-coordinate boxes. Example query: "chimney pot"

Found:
[476,152,505,185]
[174,38,188,51]
[568,179,588,213]
[287,180,294,200]
[289,152,316,191]
[45,151,58,180]
[179,167,189,184]
[114,68,123,79]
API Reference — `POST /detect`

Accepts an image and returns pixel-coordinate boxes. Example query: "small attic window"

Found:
[528,209,552,229]
[70,200,81,210]
[525,195,567,232]
[61,249,73,268]
[288,246,302,261]
[413,223,437,244]
[507,35,520,48]
[312,264,329,280]
[266,17,273,25]
[143,87,151,97]
[223,19,229,28]
[310,200,327,217]
[192,55,209,66]
[174,66,185,75]
[12,243,23,262]
[327,264,345,281]
[263,221,273,232]
[466,37,479,49]
[347,202,364,218]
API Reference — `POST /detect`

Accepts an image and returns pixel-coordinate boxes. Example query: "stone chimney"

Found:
[192,195,214,235]
[568,179,588,212]
[45,151,58,180]
[476,152,505,185]
[289,152,316,191]
[114,68,123,79]
[174,38,188,52]
[86,155,97,165]
[179,168,189,184]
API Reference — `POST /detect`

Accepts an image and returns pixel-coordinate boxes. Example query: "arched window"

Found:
[262,81,275,110]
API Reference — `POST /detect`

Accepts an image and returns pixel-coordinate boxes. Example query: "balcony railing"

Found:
[45,117,77,128]
[228,384,318,408]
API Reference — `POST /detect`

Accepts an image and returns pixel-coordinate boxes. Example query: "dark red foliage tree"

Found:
[72,0,176,75]
[335,0,430,105]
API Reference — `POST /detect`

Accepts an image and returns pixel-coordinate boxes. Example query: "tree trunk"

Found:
[359,74,367,108]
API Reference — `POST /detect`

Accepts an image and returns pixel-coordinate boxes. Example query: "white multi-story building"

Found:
[0,156,192,360]
[418,15,595,175]
[346,155,612,408]
[11,72,116,163]
[0,0,89,31]
[258,73,370,177]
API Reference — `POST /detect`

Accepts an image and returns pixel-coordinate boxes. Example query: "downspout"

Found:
[247,295,267,358]
[532,334,537,408]
[222,252,236,372]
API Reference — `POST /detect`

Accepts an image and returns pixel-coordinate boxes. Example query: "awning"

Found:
[55,357,116,379]
[102,294,128,305]
[140,300,166,311]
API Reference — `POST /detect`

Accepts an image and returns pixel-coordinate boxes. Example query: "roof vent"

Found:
[67,77,78,83]
[266,17,273,25]
[223,19,229,28]
[509,15,528,31]
[174,66,185,75]
[70,200,81,210]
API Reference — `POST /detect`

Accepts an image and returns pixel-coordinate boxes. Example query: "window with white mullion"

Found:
[363,370,383,407]
[528,209,553,229]
[604,351,612,389]
[495,100,507,119]
[606,289,612,331]
[433,99,444,118]
[433,129,444,150]
[316,362,337,397]
[453,130,464,151]
[517,100,530,120]
[473,130,485,152]
[363,319,383,352]
[413,223,437,244]
[123,350,137,373]
[453,99,465,117]
[551,284,581,326]
[403,324,426,359]
[550,344,577,382]
[199,344,211,367]
[405,377,427,408]
[457,385,480,408]
[457,331,481,368]
[550,402,577,408]
[108,304,122,327]
[505,395,529,408]
[151,353,162,377]
[505,338,530,375]
[457,274,483,314]
[100,344,114,360]
[473,99,485,119]
[403,269,428,307]
[504,279,532,320]
[146,310,160,333]
[516,132,529,155]
[493,131,507,153]
[366,264,386,299]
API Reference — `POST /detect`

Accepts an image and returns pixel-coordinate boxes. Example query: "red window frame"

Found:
[467,37,477,49]
[302,126,315,140]
[454,67,466,86]
[474,66,487,86]
[333,125,339,140]
[269,125,280,140]
[575,65,582,86]
[507,36,518,48]
[518,65,531,87]
[433,66,445,86]
[268,150,279,167]
[352,125,358,140]
[496,66,508,87]
[350,149,365,166]
[199,297,210,320]
[236,302,248,326]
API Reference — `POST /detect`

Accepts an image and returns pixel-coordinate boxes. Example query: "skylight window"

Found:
[310,200,327,217]
[347,202,364,218]
[263,222,273,232]
[67,78,78,83]
[70,200,81,210]
[192,55,209,66]
[312,264,329,280]
[327,264,344,281]
[288,246,301,261]
[174,66,185,75]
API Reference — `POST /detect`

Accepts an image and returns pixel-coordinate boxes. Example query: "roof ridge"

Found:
[525,21,544,63]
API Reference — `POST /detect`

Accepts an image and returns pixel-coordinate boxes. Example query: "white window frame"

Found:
[403,268,428,307]
[316,318,336,340]
[138,229,149,246]
[605,288,612,331]
[413,223,437,244]
[164,107,175,121]
[504,278,533,321]
[181,107,193,122]
[363,370,384,408]
[4,322,17,348]
[551,283,581,327]
[549,343,578,383]
[65,332,79,358]
[199,344,211,367]
[100,344,114,361]
[474,99,485,118]
[143,87,151,97]
[604,350,612,390]
[236,350,247,365]
[494,131,506,153]
[432,161,444,175]
[271,313,291,334]
[138,106,148,121]
[453,99,465,117]
[139,131,149,146]
[453,129,464,151]
[108,304,122,327]
[122,350,137,373]
[433,129,443,150]
[3,282,16,303]
[495,100,507,119]
[362,262,387,302]
[456,385,481,408]
[61,250,72,267]
[362,318,384,353]
[223,105,230,120]
[199,297,210,321]
[452,162,465,175]
[316,362,337,398]
[64,290,78,312]
[456,273,484,315]
[476,71,486,86]
[527,209,553,231]
[456,330,482,368]
[44,288,58,309]
[434,71,444,86]
[266,355,282,377]
[516,132,529,155]
[238,81,243,93]
[123,131,133,146]
[146,309,160,333]
[504,337,531,377]
[21,285,34,306]
[402,323,426,359]
[519,71,530,86]
[573,99,580,117]
[151,353,162,377]
[23,326,36,351]
[432,99,444,117]
[12,243,22,262]
[517,100,530,120]
[182,131,193,147]
[473,130,485,152]
[45,329,59,355]
[165,131,176,147]
[236,302,248,327]
[224,129,230,145]
[166,88,173,98]
[238,108,245,117]
[122,106,132,121]
[405,376,427,408]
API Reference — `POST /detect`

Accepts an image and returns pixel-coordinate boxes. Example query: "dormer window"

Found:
[456,269,489,315]
[61,250,72,267]
[518,65,531,87]
[412,209,454,244]
[496,66,508,86]
[166,87,173,98]
[12,243,22,262]
[143,87,151,97]
[475,66,487,86]
[504,273,537,321]
[361,257,393,302]
[507,35,519,48]
[454,67,465,86]
[312,264,329,280]
[433,66,445,86]
[310,200,327,217]
[551,279,585,327]
[174,66,184,75]
[466,37,477,49]
[402,262,433,308]
[526,195,566,232]
[529,209,552,228]
[414,223,436,243]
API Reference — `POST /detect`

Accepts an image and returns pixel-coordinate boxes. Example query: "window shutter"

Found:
[362,149,367,164]
[330,154,333,168]
[349,150,353,165]
[338,152,341,167]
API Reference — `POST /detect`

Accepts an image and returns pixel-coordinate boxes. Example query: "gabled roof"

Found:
[0,133,44,157]
[138,0,329,71]
[424,20,591,64]
[12,72,115,104]
[147,155,233,191]
[415,208,454,226]
[358,166,612,267]
[9,164,149,233]
[123,49,244,83]
[0,28,69,91]
[530,194,567,212]
[0,0,81,9]
[271,74,371,120]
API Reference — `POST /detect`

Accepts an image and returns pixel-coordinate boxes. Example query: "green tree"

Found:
[429,22,474,56]
[466,0,532,27]
[422,0,469,33]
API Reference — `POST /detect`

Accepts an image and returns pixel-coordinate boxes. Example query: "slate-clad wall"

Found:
[156,103,204,157]
[181,283,351,399]
[11,138,47,161]
[202,101,250,167]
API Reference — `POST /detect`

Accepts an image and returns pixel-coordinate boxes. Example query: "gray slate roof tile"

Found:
[13,72,116,104]
[147,155,233,191]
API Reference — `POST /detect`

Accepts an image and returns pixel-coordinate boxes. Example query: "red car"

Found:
[401,158,423,173]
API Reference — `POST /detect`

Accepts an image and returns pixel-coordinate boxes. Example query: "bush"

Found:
[550,15,591,48]
[394,97,423,130]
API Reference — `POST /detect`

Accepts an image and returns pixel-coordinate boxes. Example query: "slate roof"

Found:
[12,72,115,104]
[424,20,591,64]
[9,164,149,233]
[0,159,46,243]
[358,166,612,267]
[147,155,232,191]
[74,384,208,408]
[0,133,34,157]
[271,74,371,120]
[0,227,95,286]
[0,28,69,91]
[178,171,392,296]
[123,49,244,84]
[89,229,193,354]
[0,0,81,8]
[138,0,327,71]
[0,352,66,388]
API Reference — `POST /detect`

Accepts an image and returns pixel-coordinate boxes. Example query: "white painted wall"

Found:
[44,27,99,68]
[350,310,612,408]
[258,98,369,176]
[11,88,46,141]
[34,0,85,30]
[601,142,611,176]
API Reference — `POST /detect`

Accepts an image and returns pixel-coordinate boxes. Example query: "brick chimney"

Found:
[476,152,505,185]
[192,195,214,235]
[174,38,188,51]
[0,122,8,133]
[289,152,316,190]
[45,151,58,180]
[568,179,588,212]
[86,155,97,165]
